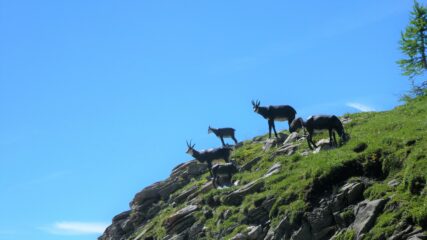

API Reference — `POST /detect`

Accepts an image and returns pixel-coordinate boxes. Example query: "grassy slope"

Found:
[131,95,427,240]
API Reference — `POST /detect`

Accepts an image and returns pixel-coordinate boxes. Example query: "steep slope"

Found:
[100,96,427,240]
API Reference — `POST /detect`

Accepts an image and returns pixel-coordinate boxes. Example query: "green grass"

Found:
[130,95,427,239]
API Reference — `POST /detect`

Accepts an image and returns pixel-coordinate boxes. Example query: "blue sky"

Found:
[0,1,420,239]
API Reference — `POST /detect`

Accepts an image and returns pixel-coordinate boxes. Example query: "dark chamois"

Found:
[290,115,348,150]
[208,126,238,146]
[185,140,232,176]
[211,162,238,187]
[252,100,297,138]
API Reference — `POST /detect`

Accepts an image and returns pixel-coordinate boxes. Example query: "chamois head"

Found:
[186,140,196,155]
[208,125,213,134]
[251,100,261,112]
[290,117,304,133]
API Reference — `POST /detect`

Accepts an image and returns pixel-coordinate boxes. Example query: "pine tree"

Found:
[398,1,427,96]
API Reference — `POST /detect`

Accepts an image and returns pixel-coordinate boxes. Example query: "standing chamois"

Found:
[290,115,348,150]
[211,162,238,188]
[252,100,297,138]
[186,140,232,177]
[208,126,238,146]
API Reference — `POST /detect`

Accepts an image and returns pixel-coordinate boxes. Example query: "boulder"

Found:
[352,199,387,238]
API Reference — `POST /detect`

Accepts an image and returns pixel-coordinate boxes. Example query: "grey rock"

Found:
[300,150,310,157]
[263,134,288,151]
[331,192,346,212]
[263,139,277,151]
[340,182,364,204]
[164,205,198,234]
[312,226,336,240]
[222,209,233,220]
[240,157,262,172]
[283,132,300,145]
[340,116,352,125]
[188,221,205,240]
[313,139,335,153]
[388,179,400,188]
[263,163,281,178]
[112,210,131,222]
[274,144,299,157]
[307,205,333,233]
[223,180,264,205]
[187,181,214,200]
[171,185,199,204]
[352,199,387,238]
[270,216,292,240]
[232,233,249,240]
[247,225,263,240]
[170,160,208,179]
[290,222,312,240]
[131,177,189,208]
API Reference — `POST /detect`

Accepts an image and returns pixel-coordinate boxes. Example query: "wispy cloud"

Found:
[42,221,108,235]
[346,102,375,112]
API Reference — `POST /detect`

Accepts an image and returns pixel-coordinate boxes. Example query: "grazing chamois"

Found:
[208,126,238,146]
[211,162,238,187]
[252,100,297,138]
[290,115,348,150]
[186,140,232,177]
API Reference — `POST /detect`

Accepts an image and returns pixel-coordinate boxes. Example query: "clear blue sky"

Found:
[0,1,419,239]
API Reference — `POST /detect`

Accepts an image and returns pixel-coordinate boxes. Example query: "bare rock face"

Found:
[240,157,262,172]
[263,133,288,151]
[352,198,387,239]
[247,225,264,240]
[170,160,208,179]
[223,180,265,205]
[99,160,208,240]
[283,132,301,145]
[313,139,336,153]
[273,143,299,157]
[263,163,281,178]
[164,205,199,235]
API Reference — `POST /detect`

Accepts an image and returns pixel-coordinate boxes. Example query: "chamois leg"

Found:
[207,161,213,177]
[212,176,217,188]
[268,120,273,138]
[328,129,334,146]
[307,133,314,150]
[232,136,238,145]
[220,137,225,147]
[307,130,317,150]
[272,123,279,139]
[332,131,337,146]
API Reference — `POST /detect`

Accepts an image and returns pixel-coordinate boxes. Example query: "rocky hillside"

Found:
[99,96,427,240]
